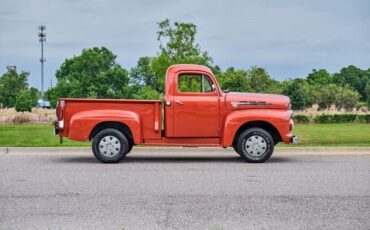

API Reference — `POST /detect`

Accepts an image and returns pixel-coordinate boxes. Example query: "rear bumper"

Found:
[54,121,59,135]
[291,135,298,144]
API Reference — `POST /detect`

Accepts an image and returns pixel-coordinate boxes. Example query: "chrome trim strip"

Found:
[231,101,272,107]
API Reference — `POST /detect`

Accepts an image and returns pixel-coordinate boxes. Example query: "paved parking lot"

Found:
[0,147,369,229]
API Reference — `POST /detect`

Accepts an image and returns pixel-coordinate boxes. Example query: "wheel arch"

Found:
[89,121,134,145]
[233,120,282,146]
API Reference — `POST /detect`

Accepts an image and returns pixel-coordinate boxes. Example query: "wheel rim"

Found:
[245,135,267,157]
[99,135,121,157]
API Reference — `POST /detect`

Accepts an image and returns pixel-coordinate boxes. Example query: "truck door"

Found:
[171,73,220,137]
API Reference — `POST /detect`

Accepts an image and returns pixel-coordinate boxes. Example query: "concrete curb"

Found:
[1,146,370,155]
[0,147,90,155]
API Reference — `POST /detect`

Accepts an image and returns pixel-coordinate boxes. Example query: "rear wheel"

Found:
[235,128,274,163]
[92,128,129,163]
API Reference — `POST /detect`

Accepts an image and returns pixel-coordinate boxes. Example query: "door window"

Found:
[178,74,215,93]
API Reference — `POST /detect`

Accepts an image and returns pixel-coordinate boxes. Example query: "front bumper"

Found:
[291,135,298,144]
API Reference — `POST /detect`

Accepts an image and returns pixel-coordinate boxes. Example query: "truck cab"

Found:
[55,64,297,163]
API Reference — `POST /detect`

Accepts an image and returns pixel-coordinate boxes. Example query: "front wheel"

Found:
[126,142,134,155]
[235,128,274,163]
[92,128,129,163]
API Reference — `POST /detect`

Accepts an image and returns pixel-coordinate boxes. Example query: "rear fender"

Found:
[222,109,292,147]
[68,110,141,144]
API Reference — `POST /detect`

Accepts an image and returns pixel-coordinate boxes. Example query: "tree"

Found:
[365,81,370,107]
[132,86,162,100]
[307,69,332,85]
[130,19,213,93]
[15,90,32,112]
[216,67,251,92]
[46,47,129,107]
[0,66,29,108]
[336,85,360,111]
[248,66,275,93]
[44,87,57,108]
[130,57,157,87]
[332,65,370,100]
[282,79,310,110]
[314,84,360,110]
[158,19,211,63]
[29,87,40,107]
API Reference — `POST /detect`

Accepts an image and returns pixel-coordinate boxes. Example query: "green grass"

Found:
[0,123,370,147]
[280,123,370,147]
[0,124,89,147]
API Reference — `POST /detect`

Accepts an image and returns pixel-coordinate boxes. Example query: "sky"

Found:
[1,0,369,91]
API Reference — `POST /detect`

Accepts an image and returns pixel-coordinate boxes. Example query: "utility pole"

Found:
[38,25,46,100]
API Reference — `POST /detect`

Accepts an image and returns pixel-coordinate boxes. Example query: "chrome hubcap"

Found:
[245,135,267,157]
[99,136,121,157]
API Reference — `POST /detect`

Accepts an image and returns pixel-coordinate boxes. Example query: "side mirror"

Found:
[211,84,216,91]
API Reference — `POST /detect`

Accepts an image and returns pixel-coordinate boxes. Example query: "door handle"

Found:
[175,100,184,105]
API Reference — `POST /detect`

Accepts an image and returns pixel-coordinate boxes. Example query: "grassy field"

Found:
[0,125,89,147]
[283,123,370,147]
[0,123,370,147]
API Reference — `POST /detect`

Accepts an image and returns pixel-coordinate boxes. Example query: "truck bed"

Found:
[59,98,162,141]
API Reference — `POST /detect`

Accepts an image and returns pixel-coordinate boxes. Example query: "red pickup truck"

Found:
[55,64,297,163]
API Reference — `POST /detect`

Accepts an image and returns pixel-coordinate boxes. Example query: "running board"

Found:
[143,137,221,147]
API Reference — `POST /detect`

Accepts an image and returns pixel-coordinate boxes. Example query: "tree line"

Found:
[1,19,370,111]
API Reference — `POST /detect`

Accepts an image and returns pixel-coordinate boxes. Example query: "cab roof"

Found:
[166,64,213,74]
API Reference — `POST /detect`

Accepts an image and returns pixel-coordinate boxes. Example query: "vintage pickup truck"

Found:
[55,64,297,163]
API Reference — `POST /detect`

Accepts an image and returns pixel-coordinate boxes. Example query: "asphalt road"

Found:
[0,147,369,230]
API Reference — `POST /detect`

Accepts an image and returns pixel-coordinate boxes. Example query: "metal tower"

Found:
[38,25,46,99]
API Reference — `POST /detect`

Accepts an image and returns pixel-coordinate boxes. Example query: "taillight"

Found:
[60,100,65,118]
[60,100,65,108]
[56,100,65,122]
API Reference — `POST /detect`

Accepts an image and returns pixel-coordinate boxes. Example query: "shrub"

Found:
[314,114,333,123]
[0,108,55,125]
[357,115,370,123]
[314,114,358,123]
[359,106,368,113]
[12,113,30,124]
[333,114,357,123]
[293,115,310,123]
[15,90,32,112]
[282,80,310,110]
[313,84,360,110]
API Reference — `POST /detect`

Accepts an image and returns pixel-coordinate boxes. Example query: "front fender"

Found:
[222,109,292,147]
[67,110,141,144]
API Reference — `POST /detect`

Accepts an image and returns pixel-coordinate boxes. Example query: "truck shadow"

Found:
[124,156,243,163]
[52,155,292,164]
[124,155,292,163]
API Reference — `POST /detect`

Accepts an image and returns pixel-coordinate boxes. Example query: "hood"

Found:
[225,92,291,110]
